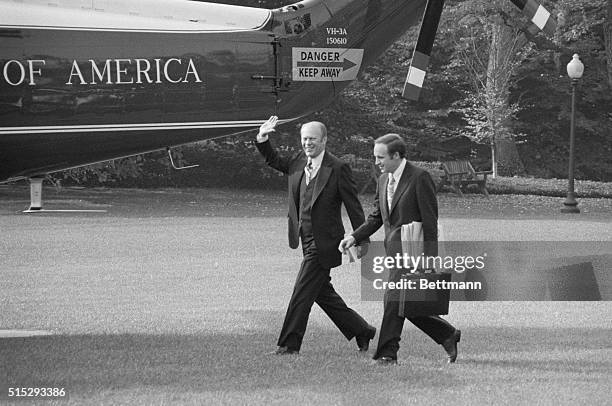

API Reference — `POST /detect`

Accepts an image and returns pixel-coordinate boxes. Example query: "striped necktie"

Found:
[387,174,396,210]
[305,159,314,185]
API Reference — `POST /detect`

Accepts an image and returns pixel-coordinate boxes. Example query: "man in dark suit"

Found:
[339,134,461,364]
[256,116,376,355]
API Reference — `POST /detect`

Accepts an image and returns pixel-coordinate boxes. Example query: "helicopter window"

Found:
[284,13,312,35]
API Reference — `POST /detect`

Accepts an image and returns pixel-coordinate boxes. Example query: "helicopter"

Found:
[0,0,555,210]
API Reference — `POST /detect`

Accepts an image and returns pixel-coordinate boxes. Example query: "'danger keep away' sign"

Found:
[292,47,363,82]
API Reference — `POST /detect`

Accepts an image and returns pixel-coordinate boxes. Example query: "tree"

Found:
[447,0,533,176]
[514,0,612,181]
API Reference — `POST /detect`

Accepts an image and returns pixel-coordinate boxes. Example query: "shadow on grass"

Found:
[2,326,611,399]
[1,328,458,400]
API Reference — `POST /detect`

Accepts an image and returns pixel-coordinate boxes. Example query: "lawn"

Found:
[1,187,611,405]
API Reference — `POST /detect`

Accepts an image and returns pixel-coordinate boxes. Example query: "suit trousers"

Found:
[373,267,456,360]
[277,234,370,351]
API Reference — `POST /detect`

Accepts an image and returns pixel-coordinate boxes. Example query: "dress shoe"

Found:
[355,326,376,352]
[269,346,299,355]
[442,329,461,363]
[375,356,397,365]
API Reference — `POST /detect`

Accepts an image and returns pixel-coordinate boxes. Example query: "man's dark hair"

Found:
[375,133,406,158]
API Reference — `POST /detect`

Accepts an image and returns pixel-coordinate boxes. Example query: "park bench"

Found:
[439,160,492,196]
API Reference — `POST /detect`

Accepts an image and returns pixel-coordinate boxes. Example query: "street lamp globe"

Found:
[567,54,584,80]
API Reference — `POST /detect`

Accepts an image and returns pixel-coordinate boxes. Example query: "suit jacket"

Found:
[352,161,438,257]
[256,140,367,269]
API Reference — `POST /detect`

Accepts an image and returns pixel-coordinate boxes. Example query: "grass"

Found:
[1,184,612,220]
[3,325,610,404]
[1,187,611,405]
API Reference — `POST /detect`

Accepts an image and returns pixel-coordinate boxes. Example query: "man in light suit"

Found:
[256,116,376,355]
[339,134,460,364]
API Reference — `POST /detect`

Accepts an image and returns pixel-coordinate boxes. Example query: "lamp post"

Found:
[561,54,584,214]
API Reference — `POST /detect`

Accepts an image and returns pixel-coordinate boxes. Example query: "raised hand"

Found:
[257,116,278,140]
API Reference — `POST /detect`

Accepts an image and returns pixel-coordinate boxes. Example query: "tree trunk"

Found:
[484,20,525,176]
[606,0,612,88]
[490,140,497,178]
[494,135,524,176]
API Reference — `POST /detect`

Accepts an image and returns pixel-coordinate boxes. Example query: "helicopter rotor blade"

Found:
[402,0,445,100]
[509,0,556,37]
